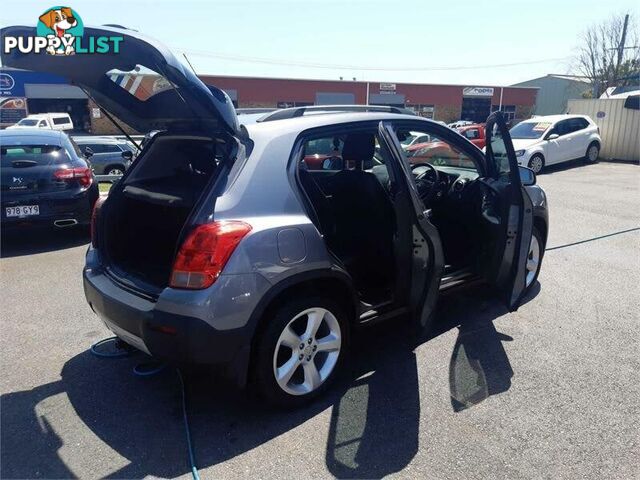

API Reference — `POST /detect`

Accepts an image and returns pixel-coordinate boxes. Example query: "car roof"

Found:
[0,129,66,144]
[244,111,430,138]
[521,114,589,124]
[72,136,123,143]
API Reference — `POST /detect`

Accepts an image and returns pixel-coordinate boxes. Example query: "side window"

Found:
[487,123,512,176]
[52,117,69,125]
[38,120,47,128]
[302,137,343,171]
[101,144,123,153]
[85,144,106,154]
[463,128,479,140]
[555,120,571,136]
[570,118,589,132]
[396,127,477,170]
[300,131,386,175]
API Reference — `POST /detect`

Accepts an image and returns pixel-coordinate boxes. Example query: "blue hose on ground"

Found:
[90,337,201,480]
[176,369,201,480]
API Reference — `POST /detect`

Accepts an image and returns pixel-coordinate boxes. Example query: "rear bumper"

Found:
[82,250,270,383]
[1,184,98,228]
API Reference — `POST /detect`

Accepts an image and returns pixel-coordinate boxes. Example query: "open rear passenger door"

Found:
[483,112,534,310]
[378,121,445,331]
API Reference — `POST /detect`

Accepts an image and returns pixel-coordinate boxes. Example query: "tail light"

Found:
[170,221,252,289]
[91,196,106,248]
[54,167,93,188]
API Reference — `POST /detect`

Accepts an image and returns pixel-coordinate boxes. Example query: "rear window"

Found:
[107,64,174,102]
[1,145,69,166]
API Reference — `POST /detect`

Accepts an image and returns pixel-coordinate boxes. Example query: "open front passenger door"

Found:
[482,112,534,310]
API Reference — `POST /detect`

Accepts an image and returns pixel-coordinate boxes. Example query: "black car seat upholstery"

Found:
[323,133,396,298]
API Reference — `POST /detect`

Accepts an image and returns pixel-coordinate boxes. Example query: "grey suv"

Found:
[2,25,548,408]
[72,137,135,175]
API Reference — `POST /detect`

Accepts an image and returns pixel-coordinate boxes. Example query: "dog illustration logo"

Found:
[36,6,84,55]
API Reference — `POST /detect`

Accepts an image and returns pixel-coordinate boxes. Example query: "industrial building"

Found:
[1,68,538,133]
[512,74,591,115]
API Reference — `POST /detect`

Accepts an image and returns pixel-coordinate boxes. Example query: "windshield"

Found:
[17,119,39,126]
[509,121,552,139]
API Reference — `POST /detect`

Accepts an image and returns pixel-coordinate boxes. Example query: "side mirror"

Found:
[518,165,536,186]
[547,133,559,140]
[84,146,93,158]
[121,150,133,161]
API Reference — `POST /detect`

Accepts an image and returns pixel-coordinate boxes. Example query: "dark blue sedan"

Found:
[1,129,99,229]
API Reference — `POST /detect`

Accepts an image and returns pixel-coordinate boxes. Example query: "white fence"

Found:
[567,98,639,162]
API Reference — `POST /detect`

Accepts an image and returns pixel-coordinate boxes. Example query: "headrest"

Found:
[341,132,375,168]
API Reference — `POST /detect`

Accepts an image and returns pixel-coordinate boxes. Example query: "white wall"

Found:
[567,98,639,162]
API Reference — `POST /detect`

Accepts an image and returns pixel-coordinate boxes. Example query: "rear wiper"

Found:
[11,160,38,168]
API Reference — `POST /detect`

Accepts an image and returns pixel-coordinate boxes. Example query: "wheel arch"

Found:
[237,269,358,387]
[588,138,601,149]
[533,214,548,249]
[104,163,126,174]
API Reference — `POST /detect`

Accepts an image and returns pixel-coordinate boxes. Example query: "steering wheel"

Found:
[410,162,441,202]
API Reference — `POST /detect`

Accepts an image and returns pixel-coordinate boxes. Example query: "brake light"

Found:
[91,196,106,248]
[170,221,252,289]
[54,167,93,188]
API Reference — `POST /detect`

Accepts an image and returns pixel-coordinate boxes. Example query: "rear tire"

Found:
[584,142,599,163]
[528,154,545,174]
[253,296,349,409]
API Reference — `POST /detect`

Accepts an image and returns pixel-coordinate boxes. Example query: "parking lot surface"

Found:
[1,160,638,479]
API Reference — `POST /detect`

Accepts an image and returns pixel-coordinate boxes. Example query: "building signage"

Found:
[463,86,494,97]
[380,83,396,92]
[0,73,16,95]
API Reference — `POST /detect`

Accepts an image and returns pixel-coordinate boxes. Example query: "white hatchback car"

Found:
[509,114,601,173]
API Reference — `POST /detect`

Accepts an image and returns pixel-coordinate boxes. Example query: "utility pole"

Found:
[614,14,630,84]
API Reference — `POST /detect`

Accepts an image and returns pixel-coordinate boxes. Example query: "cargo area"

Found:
[102,135,226,287]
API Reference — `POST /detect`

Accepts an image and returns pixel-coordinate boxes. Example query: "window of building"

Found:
[409,104,435,119]
[491,104,516,122]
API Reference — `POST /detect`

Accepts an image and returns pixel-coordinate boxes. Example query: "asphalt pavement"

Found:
[1,160,638,479]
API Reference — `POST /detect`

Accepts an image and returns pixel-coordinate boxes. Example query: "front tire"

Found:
[585,142,599,163]
[528,154,545,174]
[524,227,544,293]
[254,296,349,408]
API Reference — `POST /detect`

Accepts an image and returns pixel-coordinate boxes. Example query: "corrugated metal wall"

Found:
[567,98,639,161]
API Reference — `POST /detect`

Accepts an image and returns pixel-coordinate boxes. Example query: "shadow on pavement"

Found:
[1,226,90,258]
[0,283,538,478]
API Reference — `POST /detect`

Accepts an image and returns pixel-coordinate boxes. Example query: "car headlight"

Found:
[515,149,525,157]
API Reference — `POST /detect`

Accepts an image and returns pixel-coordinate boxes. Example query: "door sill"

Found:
[439,267,478,291]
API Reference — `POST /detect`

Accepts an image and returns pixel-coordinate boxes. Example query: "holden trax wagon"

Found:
[2,25,549,407]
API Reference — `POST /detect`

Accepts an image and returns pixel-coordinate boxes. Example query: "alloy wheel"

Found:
[588,145,599,162]
[272,307,342,396]
[529,156,543,174]
[108,168,124,176]
[526,234,540,287]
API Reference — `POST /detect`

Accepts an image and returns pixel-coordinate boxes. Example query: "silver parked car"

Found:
[2,25,549,408]
[72,137,136,175]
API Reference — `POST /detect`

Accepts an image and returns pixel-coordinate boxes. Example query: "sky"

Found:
[2,0,639,86]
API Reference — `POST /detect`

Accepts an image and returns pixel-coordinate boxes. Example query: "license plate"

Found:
[5,205,40,217]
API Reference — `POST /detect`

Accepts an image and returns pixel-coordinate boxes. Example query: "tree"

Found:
[574,13,640,97]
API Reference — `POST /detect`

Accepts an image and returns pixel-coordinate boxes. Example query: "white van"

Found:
[7,113,74,131]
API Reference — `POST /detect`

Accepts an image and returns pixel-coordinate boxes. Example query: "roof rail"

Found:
[236,107,278,115]
[257,104,416,122]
